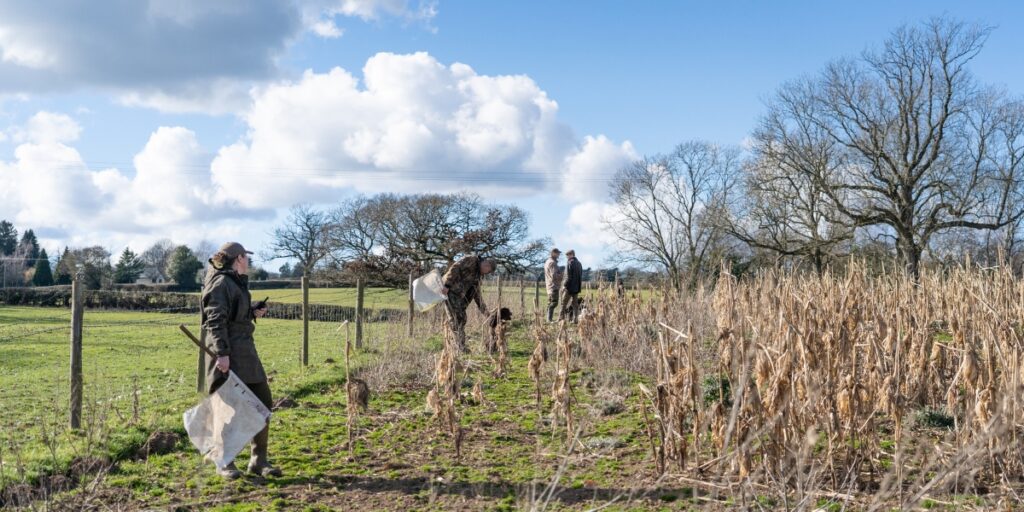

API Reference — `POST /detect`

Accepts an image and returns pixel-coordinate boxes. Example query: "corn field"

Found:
[567,263,1024,507]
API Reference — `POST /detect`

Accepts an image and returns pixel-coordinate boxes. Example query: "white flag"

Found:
[183,371,271,469]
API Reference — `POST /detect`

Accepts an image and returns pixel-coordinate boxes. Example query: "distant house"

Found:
[136,266,168,285]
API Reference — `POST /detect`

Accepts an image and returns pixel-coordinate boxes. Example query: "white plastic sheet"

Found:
[183,371,271,469]
[412,269,446,311]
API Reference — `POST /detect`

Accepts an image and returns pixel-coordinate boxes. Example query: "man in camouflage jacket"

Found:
[441,255,496,352]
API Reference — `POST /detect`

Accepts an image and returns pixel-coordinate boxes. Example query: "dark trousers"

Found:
[560,290,580,323]
[546,293,559,322]
[245,381,273,463]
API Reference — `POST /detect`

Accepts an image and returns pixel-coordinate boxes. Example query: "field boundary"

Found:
[0,287,403,323]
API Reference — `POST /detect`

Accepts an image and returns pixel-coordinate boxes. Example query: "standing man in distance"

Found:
[440,255,496,352]
[202,242,282,479]
[544,248,563,322]
[560,249,583,323]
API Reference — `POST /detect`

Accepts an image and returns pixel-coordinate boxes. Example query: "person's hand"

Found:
[216,356,230,373]
[254,306,268,318]
[441,286,449,296]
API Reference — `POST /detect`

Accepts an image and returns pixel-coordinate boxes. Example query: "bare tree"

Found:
[455,199,548,273]
[730,83,854,274]
[928,98,1024,269]
[266,203,332,277]
[190,240,217,270]
[324,193,548,285]
[380,192,549,272]
[69,246,112,289]
[328,196,388,264]
[325,195,415,285]
[606,141,740,288]
[775,18,1024,276]
[141,239,175,281]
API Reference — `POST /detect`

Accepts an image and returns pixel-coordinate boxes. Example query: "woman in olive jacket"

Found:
[202,242,282,479]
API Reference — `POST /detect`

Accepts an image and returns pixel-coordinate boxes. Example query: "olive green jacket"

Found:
[201,269,267,393]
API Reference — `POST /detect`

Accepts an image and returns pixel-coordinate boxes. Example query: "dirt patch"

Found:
[39,485,134,512]
[272,396,298,410]
[35,474,76,498]
[68,456,112,480]
[0,483,36,509]
[0,457,112,509]
[135,430,181,459]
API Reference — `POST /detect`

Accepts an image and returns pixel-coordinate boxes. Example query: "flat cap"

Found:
[218,242,253,259]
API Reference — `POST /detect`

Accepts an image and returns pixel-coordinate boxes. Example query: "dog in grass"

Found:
[484,307,513,354]
[576,298,588,321]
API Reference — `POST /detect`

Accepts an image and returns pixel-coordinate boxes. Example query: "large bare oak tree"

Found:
[764,18,1024,276]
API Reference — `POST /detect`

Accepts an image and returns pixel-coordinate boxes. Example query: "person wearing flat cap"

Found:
[201,242,281,479]
[544,248,563,322]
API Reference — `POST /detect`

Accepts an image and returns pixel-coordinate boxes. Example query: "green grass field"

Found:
[254,287,410,310]
[0,306,403,488]
[0,305,686,511]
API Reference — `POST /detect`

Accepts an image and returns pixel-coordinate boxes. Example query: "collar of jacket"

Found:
[214,269,249,289]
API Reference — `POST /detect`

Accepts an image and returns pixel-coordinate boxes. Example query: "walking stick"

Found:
[180,324,217,358]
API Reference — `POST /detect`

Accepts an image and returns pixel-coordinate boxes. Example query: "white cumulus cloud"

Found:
[1,53,637,254]
[560,201,623,258]
[0,112,270,248]
[561,135,637,203]
[15,111,82,144]
[210,52,629,208]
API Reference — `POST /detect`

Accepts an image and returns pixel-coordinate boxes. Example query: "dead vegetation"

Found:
[11,264,1024,509]
[573,263,1024,508]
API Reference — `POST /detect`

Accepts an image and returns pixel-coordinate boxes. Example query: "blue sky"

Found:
[1,1,1022,268]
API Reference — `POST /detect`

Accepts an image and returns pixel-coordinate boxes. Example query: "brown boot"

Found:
[248,426,282,477]
[247,458,282,477]
[217,462,241,480]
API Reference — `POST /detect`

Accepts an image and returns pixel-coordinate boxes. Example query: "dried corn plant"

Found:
[550,322,574,444]
[494,316,510,378]
[610,263,1024,507]
[528,320,551,411]
[431,313,465,459]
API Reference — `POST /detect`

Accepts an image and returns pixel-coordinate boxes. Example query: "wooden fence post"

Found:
[496,275,502,309]
[301,275,309,366]
[519,278,525,315]
[70,273,84,429]
[356,278,364,348]
[407,271,415,338]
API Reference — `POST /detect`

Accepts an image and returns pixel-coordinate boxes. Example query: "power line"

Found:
[9,158,623,183]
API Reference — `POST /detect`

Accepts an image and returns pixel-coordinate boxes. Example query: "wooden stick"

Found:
[179,324,217,358]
